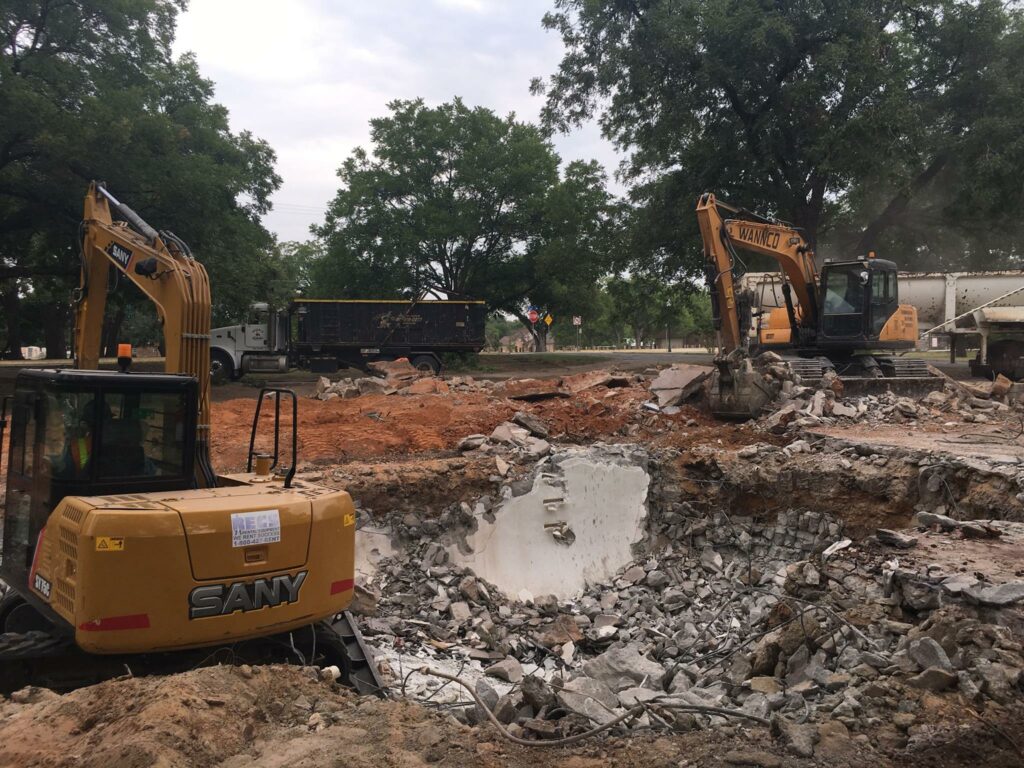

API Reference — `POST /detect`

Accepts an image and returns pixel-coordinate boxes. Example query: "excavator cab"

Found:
[0,369,197,623]
[818,258,905,348]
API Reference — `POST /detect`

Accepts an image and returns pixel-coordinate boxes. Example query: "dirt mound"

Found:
[0,665,348,768]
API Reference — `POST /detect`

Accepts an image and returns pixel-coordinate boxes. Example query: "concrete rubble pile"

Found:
[353,442,1024,754]
[312,359,488,400]
[747,351,1024,432]
[312,365,643,404]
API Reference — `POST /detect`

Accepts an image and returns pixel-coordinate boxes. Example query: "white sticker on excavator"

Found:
[231,509,281,548]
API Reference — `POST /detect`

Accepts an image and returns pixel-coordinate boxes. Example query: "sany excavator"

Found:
[0,184,382,694]
[697,193,940,418]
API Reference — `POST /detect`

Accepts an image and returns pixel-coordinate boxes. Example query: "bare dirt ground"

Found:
[1,664,1021,768]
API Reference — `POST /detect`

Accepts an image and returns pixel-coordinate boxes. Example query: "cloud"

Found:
[435,0,489,12]
[173,1,621,242]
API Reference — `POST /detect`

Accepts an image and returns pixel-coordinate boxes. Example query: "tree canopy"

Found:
[535,0,1024,273]
[310,98,618,348]
[0,0,282,356]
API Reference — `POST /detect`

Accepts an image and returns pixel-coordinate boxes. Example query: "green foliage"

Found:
[311,98,617,342]
[605,275,706,346]
[0,1,282,354]
[536,0,1024,272]
[485,314,520,350]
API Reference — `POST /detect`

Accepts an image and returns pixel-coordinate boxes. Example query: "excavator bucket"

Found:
[707,356,778,419]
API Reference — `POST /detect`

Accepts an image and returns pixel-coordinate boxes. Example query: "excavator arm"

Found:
[75,183,216,487]
[696,193,819,352]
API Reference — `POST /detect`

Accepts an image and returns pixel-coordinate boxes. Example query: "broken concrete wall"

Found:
[450,445,650,599]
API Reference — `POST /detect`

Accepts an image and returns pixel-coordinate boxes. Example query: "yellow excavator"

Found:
[0,184,382,693]
[697,193,939,418]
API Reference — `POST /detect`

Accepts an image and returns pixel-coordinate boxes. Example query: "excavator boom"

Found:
[76,184,215,486]
[696,192,818,353]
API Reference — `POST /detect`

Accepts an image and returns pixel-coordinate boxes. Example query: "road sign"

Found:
[544,314,553,326]
[572,316,582,326]
[527,309,539,324]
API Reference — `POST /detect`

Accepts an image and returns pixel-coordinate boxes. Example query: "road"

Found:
[0,350,979,401]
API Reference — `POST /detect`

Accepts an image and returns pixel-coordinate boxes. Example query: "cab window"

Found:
[99,391,186,479]
[869,269,898,334]
[42,391,99,481]
[822,266,868,337]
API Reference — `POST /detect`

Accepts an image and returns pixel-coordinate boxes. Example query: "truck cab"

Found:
[210,303,289,382]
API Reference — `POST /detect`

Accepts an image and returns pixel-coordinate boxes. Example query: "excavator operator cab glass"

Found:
[0,369,198,593]
[821,263,870,338]
[820,259,899,341]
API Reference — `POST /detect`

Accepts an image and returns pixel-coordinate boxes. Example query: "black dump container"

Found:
[290,299,487,373]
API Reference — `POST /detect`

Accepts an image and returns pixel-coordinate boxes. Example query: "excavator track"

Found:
[0,611,388,698]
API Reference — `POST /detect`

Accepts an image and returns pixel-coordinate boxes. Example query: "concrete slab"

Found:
[449,447,650,599]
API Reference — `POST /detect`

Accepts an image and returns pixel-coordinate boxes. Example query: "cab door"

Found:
[0,390,47,587]
[820,265,869,340]
[868,268,899,337]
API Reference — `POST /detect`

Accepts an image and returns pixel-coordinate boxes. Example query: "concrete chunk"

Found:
[649,364,711,406]
[583,643,666,692]
[557,677,620,724]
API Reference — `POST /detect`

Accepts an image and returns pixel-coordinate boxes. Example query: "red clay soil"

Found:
[211,391,517,471]
[209,378,763,473]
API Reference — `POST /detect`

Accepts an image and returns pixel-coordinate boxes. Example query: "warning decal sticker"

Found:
[231,509,281,548]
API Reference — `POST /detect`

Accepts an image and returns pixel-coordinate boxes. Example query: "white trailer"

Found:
[737,269,1024,380]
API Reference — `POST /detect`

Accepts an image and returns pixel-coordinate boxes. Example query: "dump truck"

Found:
[210,299,488,382]
[740,269,1024,381]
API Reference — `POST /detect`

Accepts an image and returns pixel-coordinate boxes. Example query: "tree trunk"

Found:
[532,323,547,352]
[101,305,126,358]
[0,285,24,359]
[855,155,948,254]
[44,300,70,360]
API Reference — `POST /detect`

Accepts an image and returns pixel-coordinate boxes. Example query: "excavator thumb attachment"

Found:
[707,354,778,420]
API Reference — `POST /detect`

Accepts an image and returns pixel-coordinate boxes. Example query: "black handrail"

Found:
[246,388,298,488]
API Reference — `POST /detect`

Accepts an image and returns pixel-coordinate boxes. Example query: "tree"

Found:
[535,0,1024,273]
[312,98,616,349]
[605,275,696,347]
[1,1,282,356]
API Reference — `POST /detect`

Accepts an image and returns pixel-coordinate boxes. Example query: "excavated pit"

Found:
[353,435,1024,603]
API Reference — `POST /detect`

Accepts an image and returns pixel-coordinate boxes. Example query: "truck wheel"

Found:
[410,355,440,375]
[210,350,235,385]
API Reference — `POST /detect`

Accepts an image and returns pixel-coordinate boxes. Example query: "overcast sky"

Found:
[173,0,621,242]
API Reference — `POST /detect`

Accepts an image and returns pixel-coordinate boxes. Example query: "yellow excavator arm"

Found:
[696,193,819,352]
[75,183,216,486]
